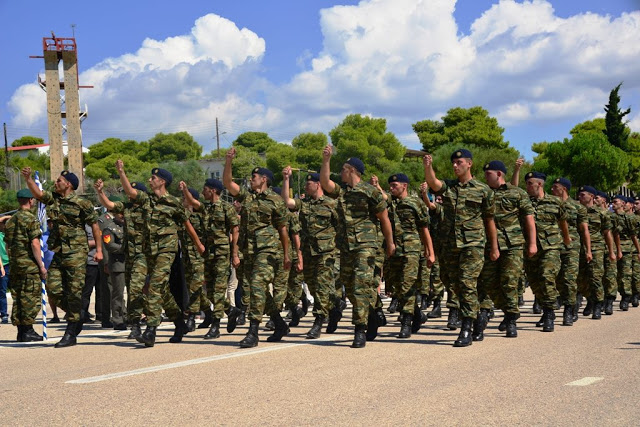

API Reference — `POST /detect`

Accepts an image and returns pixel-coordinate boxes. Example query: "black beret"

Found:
[483,161,507,174]
[578,185,597,196]
[450,149,473,161]
[61,170,79,190]
[525,171,546,181]
[188,187,200,200]
[345,157,365,175]
[388,173,409,184]
[16,188,33,199]
[553,177,571,191]
[306,173,320,182]
[626,196,635,203]
[204,178,224,192]
[152,168,173,186]
[252,167,274,183]
[613,194,626,202]
[131,181,148,193]
[597,191,608,201]
[271,186,282,195]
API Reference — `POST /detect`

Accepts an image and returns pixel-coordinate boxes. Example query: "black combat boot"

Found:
[505,313,518,338]
[427,298,442,318]
[267,312,290,342]
[583,299,593,316]
[55,322,78,348]
[472,309,489,341]
[518,295,525,307]
[387,297,398,314]
[289,306,303,327]
[16,325,25,342]
[446,308,459,330]
[420,294,430,310]
[326,298,346,334]
[366,307,379,341]
[239,320,259,348]
[226,306,242,333]
[542,307,555,332]
[535,314,545,327]
[351,324,367,348]
[621,294,630,311]
[236,305,247,326]
[128,322,142,340]
[604,297,614,315]
[592,301,602,319]
[532,298,542,314]
[453,318,473,347]
[301,297,310,316]
[264,319,275,331]
[169,319,188,343]
[411,308,428,333]
[572,301,580,323]
[562,305,573,326]
[136,325,156,347]
[186,313,196,332]
[576,292,583,308]
[632,293,640,308]
[197,309,213,329]
[376,307,387,326]
[21,325,43,342]
[306,316,324,339]
[498,317,507,332]
[204,318,221,339]
[398,313,412,339]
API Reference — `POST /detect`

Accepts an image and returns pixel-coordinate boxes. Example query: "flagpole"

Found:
[34,171,47,340]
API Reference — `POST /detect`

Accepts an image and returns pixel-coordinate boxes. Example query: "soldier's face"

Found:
[55,176,70,193]
[525,179,542,196]
[613,198,624,210]
[452,158,471,177]
[250,173,265,190]
[484,170,500,188]
[579,191,594,205]
[340,164,355,182]
[551,183,566,197]
[635,201,640,212]
[202,186,212,199]
[595,195,605,207]
[388,182,406,197]
[148,175,165,190]
[305,180,320,197]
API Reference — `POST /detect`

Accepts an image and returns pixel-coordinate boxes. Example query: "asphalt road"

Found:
[1,289,639,426]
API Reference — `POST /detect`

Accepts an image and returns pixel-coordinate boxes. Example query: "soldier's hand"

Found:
[423,155,433,168]
[617,250,623,260]
[38,265,47,281]
[283,255,292,270]
[94,179,104,192]
[426,251,435,268]
[115,159,124,172]
[296,257,303,273]
[227,147,237,160]
[178,181,187,191]
[586,250,593,263]
[232,254,241,269]
[514,158,524,170]
[490,247,500,261]
[93,251,103,263]
[21,167,32,179]
[197,242,206,256]
[282,166,292,180]
[370,175,379,187]
[526,243,537,258]
[322,145,333,160]
[385,242,396,258]
[420,182,428,193]
[608,251,616,262]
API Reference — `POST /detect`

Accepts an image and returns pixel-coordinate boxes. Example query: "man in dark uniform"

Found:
[101,209,127,329]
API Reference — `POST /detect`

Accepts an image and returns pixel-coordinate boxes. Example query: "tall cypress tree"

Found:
[603,83,631,148]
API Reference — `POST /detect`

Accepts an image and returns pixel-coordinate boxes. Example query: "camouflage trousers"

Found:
[601,253,617,301]
[577,248,605,302]
[616,253,634,298]
[145,252,183,327]
[632,253,640,295]
[430,259,445,300]
[245,251,283,322]
[374,249,384,310]
[478,247,523,315]
[125,252,147,324]
[284,264,304,310]
[203,253,230,319]
[417,255,430,296]
[237,258,250,308]
[9,273,41,326]
[524,248,560,309]
[557,245,580,306]
[269,253,292,314]
[439,245,484,319]
[386,252,420,315]
[300,253,336,318]
[47,251,87,323]
[340,248,377,326]
[186,258,206,314]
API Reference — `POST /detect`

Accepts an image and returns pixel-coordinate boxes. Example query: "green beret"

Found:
[16,188,34,199]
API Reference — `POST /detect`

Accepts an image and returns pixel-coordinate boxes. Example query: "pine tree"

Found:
[603,83,631,148]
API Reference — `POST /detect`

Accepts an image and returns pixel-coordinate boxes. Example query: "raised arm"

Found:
[320,145,336,194]
[223,148,241,196]
[115,160,138,200]
[179,181,202,210]
[94,179,116,211]
[281,166,296,210]
[370,175,388,201]
[422,155,443,193]
[20,167,44,201]
[511,158,524,186]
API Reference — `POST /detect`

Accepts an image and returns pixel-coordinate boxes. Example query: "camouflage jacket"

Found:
[282,211,302,261]
[615,212,636,253]
[434,178,495,249]
[4,209,42,274]
[293,196,339,257]
[492,183,534,250]
[429,203,445,255]
[561,198,588,247]
[134,191,187,256]
[327,181,386,252]
[236,186,288,256]
[112,199,150,258]
[40,190,97,255]
[181,209,205,266]
[584,206,612,251]
[530,193,567,251]
[388,195,429,255]
[198,199,239,257]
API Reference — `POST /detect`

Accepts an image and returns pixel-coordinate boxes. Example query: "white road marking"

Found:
[565,377,604,386]
[67,335,351,384]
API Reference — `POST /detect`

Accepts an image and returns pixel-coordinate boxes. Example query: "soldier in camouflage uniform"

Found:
[385,173,434,339]
[423,149,498,347]
[4,189,47,342]
[476,161,536,340]
[551,177,589,325]
[320,146,395,348]
[95,179,149,340]
[631,196,640,307]
[180,179,241,339]
[612,195,640,312]
[595,191,621,316]
[223,148,291,348]
[523,172,571,332]
[577,186,616,320]
[116,160,204,347]
[419,187,447,320]
[22,167,103,348]
[282,168,340,338]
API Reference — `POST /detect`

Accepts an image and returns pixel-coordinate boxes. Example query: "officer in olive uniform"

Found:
[320,146,396,348]
[423,149,498,347]
[4,189,47,342]
[22,167,104,348]
[101,209,127,329]
[223,148,291,348]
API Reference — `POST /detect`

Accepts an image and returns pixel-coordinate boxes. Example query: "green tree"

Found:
[291,132,327,172]
[84,153,153,185]
[266,143,298,185]
[233,132,277,154]
[142,132,202,163]
[413,106,508,152]
[85,138,144,164]
[159,159,206,197]
[604,83,631,149]
[229,146,267,182]
[11,136,45,147]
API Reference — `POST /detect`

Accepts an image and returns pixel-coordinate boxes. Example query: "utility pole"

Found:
[216,117,220,158]
[3,123,8,190]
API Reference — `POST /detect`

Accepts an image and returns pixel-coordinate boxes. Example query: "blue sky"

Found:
[1,0,639,160]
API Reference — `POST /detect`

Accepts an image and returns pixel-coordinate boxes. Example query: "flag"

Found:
[34,171,48,340]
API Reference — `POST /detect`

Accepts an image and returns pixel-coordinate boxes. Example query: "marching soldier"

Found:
[22,167,103,348]
[611,195,640,312]
[596,191,621,315]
